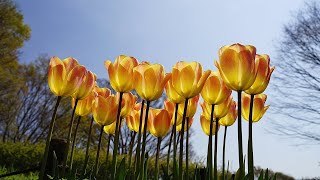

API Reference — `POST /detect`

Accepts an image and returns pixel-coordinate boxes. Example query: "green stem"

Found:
[69,116,81,171]
[61,99,79,177]
[214,118,219,180]
[39,96,61,180]
[173,103,178,179]
[81,116,94,178]
[207,104,215,180]
[105,135,112,180]
[179,98,189,180]
[222,126,228,180]
[166,124,174,173]
[128,132,137,170]
[186,117,190,180]
[140,100,151,179]
[94,125,105,176]
[134,100,145,178]
[248,94,254,179]
[237,91,244,177]
[111,92,123,179]
[155,137,162,180]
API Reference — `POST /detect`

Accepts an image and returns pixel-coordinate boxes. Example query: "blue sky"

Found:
[15,0,319,178]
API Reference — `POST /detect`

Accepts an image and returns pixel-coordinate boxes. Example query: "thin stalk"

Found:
[207,104,215,180]
[39,96,61,180]
[61,99,79,177]
[134,100,145,177]
[140,100,151,179]
[237,91,244,177]
[166,126,174,173]
[173,103,179,179]
[186,117,190,180]
[81,116,94,178]
[128,132,137,169]
[105,135,112,180]
[69,116,81,170]
[222,126,228,180]
[94,125,105,176]
[214,118,219,180]
[179,98,189,180]
[111,92,123,179]
[155,137,162,180]
[248,94,255,179]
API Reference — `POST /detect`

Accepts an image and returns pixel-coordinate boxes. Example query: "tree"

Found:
[274,1,320,143]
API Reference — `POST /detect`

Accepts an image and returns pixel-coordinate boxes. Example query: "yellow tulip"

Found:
[215,43,257,91]
[172,61,211,98]
[200,114,220,136]
[48,56,87,96]
[241,93,269,122]
[104,55,139,92]
[104,119,124,135]
[201,96,233,120]
[164,99,175,121]
[72,92,95,116]
[148,108,171,137]
[219,100,237,126]
[201,71,231,105]
[176,116,194,132]
[126,103,146,133]
[165,78,184,104]
[245,54,275,95]
[72,70,96,100]
[92,94,118,126]
[178,95,200,119]
[133,63,171,101]
[118,92,137,118]
[94,86,111,98]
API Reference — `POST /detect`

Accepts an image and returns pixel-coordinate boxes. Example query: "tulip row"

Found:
[39,43,274,180]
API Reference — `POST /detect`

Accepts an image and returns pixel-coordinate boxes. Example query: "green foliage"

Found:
[0,167,38,180]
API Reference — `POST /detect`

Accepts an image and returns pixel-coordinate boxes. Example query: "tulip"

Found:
[126,104,146,133]
[104,55,139,93]
[92,94,118,126]
[201,71,232,105]
[176,116,194,132]
[200,114,220,136]
[94,86,111,98]
[165,78,184,104]
[71,70,96,100]
[48,56,87,97]
[242,93,269,122]
[215,43,257,177]
[178,95,200,119]
[218,100,237,180]
[119,92,137,118]
[148,108,171,180]
[245,54,275,95]
[164,100,175,120]
[104,119,124,135]
[201,96,232,120]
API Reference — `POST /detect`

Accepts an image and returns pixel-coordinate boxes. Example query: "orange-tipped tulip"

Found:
[72,92,95,116]
[92,94,118,126]
[48,56,87,96]
[245,54,275,95]
[172,61,211,98]
[148,108,171,137]
[178,95,200,119]
[165,78,184,104]
[126,103,146,133]
[94,86,111,98]
[104,119,124,135]
[176,116,194,132]
[242,93,269,122]
[133,63,171,101]
[164,99,175,121]
[201,96,232,120]
[201,71,231,105]
[219,100,237,126]
[215,43,257,91]
[200,114,220,136]
[72,70,96,100]
[118,92,137,118]
[104,55,139,92]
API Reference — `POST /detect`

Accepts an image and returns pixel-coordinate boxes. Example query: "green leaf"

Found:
[143,153,149,180]
[272,173,277,180]
[265,168,269,180]
[258,170,264,180]
[115,158,126,180]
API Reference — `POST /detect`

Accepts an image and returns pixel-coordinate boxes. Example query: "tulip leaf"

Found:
[258,170,264,180]
[265,168,269,180]
[115,158,126,180]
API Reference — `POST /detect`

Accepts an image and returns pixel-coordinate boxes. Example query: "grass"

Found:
[0,167,38,180]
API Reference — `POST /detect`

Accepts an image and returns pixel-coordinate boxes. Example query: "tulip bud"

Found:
[133,63,171,101]
[245,54,275,95]
[241,93,269,122]
[148,108,171,137]
[215,43,257,91]
[172,61,211,98]
[104,55,139,93]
